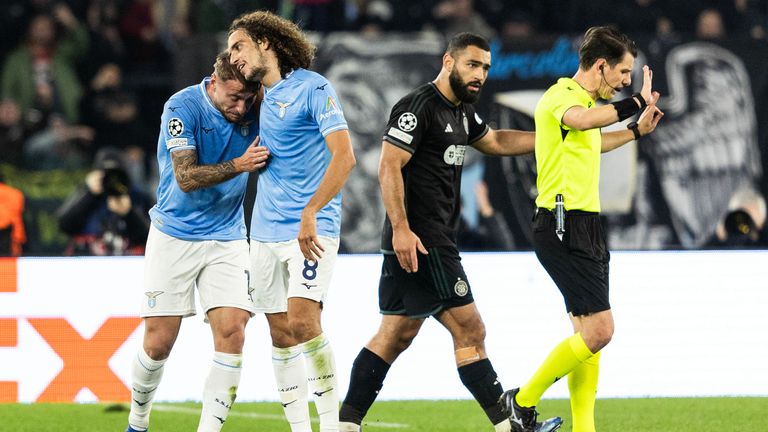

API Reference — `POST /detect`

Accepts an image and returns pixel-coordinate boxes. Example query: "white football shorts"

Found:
[249,236,340,313]
[141,224,255,318]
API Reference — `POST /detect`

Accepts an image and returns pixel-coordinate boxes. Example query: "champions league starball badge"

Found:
[168,118,184,137]
[398,112,418,132]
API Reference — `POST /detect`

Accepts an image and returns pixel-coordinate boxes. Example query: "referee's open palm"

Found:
[640,64,654,105]
[393,227,428,273]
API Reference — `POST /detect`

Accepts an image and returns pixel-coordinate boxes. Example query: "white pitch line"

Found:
[153,404,409,429]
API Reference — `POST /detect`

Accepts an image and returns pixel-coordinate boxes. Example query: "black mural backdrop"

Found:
[311,33,768,251]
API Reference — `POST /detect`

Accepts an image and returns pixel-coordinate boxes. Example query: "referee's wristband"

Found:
[631,93,647,111]
[611,93,647,122]
[627,121,641,139]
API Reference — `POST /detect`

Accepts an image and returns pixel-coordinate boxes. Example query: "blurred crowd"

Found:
[1,0,767,256]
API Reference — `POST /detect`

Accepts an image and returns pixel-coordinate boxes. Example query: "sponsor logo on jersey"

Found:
[445,123,453,133]
[319,109,343,121]
[240,125,249,136]
[443,145,466,166]
[318,97,343,121]
[398,112,418,132]
[325,96,338,111]
[168,118,184,137]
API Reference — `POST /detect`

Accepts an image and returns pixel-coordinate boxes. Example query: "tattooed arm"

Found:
[171,137,269,192]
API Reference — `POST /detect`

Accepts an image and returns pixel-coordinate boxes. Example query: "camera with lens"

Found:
[722,209,758,246]
[102,167,130,196]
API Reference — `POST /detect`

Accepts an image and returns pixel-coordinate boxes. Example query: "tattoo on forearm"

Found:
[172,150,238,192]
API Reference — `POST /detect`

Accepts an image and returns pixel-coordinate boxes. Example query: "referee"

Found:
[500,26,663,432]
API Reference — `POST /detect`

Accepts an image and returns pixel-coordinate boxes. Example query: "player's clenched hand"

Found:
[235,136,269,172]
[298,210,325,261]
[392,226,428,273]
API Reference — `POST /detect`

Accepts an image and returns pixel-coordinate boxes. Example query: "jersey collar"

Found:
[559,77,595,103]
[429,82,461,108]
[199,77,222,118]
[265,69,297,95]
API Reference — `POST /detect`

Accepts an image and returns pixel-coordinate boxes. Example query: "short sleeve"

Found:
[308,78,348,137]
[547,85,585,130]
[160,97,198,153]
[382,96,430,154]
[465,104,490,145]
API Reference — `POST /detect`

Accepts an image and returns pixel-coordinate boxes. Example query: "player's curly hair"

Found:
[213,50,261,92]
[229,11,316,77]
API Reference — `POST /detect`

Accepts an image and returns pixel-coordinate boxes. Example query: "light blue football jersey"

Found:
[149,78,259,241]
[251,68,348,242]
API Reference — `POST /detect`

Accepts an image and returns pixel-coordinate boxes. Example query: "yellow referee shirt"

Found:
[534,77,602,212]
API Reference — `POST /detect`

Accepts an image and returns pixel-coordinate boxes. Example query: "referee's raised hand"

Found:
[640,64,654,105]
[393,226,428,273]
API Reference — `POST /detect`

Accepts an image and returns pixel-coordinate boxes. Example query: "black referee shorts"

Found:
[532,209,610,316]
[379,246,474,318]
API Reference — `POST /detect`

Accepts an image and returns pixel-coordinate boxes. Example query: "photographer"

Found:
[706,187,767,248]
[57,148,151,255]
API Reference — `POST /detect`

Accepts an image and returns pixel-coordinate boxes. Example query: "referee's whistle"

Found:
[555,194,565,240]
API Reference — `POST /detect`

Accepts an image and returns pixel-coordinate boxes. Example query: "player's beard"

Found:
[244,64,268,82]
[243,50,269,83]
[449,69,482,104]
[224,111,243,123]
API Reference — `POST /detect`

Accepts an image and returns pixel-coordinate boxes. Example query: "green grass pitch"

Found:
[1,398,766,431]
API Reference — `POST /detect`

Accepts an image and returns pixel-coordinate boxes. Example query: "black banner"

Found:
[314,33,768,251]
